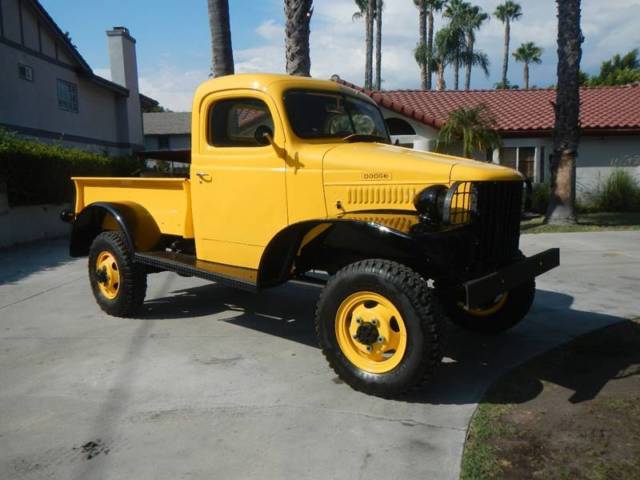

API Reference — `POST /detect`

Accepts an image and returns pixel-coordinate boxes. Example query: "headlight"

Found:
[414,185,448,223]
[443,181,477,225]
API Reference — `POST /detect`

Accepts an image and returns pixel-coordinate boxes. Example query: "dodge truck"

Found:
[63,74,559,397]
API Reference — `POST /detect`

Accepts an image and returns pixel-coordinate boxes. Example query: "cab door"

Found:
[191,90,288,269]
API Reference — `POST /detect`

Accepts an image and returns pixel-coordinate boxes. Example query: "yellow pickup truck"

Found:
[64,73,559,397]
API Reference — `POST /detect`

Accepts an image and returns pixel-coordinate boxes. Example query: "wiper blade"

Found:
[342,133,387,143]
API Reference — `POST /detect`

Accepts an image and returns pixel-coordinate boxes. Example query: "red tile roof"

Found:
[334,78,640,136]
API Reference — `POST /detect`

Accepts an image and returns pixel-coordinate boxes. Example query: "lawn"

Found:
[461,319,640,480]
[521,212,640,234]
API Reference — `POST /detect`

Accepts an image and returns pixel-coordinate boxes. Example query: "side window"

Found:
[57,79,78,113]
[209,98,274,147]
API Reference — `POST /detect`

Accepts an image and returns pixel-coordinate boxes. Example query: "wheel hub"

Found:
[335,291,408,374]
[95,251,120,300]
[95,266,108,284]
[353,322,379,346]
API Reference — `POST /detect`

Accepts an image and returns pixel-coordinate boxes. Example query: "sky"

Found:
[41,0,640,111]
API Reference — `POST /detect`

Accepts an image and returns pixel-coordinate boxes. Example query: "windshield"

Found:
[283,89,390,142]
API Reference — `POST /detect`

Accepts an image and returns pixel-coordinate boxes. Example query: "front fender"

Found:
[257,212,424,288]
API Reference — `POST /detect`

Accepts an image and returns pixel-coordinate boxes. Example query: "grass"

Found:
[460,404,512,480]
[460,319,640,480]
[521,212,640,234]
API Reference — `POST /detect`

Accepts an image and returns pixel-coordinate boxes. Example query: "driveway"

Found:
[1,232,638,480]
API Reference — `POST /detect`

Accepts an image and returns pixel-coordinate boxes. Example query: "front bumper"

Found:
[463,248,560,309]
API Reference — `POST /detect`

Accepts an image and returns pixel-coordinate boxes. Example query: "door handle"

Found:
[195,171,212,182]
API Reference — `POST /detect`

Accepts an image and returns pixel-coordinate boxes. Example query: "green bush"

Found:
[591,169,640,212]
[530,182,550,214]
[0,129,142,206]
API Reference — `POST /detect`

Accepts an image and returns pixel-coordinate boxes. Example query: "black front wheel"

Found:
[315,259,444,397]
[439,279,536,334]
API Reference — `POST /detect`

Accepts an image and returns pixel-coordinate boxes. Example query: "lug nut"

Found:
[366,346,372,352]
[377,336,384,343]
[356,318,362,324]
[371,319,378,326]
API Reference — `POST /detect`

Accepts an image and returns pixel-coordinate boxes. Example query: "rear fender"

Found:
[70,202,161,257]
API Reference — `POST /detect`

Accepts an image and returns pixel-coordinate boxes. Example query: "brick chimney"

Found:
[107,27,143,149]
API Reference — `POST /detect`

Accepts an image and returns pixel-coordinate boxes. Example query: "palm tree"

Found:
[443,0,470,90]
[494,1,522,87]
[426,1,447,89]
[353,0,375,89]
[513,42,543,88]
[437,104,502,158]
[375,0,383,90]
[284,0,314,76]
[414,0,428,89]
[546,0,582,225]
[207,0,234,77]
[460,5,489,90]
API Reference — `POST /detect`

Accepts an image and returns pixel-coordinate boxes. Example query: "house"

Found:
[333,76,640,195]
[143,112,191,151]
[0,0,157,155]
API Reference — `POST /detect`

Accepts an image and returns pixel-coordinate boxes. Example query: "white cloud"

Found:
[138,64,208,111]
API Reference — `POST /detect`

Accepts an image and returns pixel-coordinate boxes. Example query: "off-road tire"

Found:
[315,259,444,397]
[88,231,147,317]
[439,279,536,334]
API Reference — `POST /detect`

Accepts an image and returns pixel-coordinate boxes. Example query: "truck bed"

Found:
[72,177,193,238]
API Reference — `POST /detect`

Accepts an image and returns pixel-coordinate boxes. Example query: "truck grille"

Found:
[473,181,523,267]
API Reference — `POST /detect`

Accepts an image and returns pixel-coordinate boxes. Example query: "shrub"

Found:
[530,182,550,214]
[591,169,640,212]
[0,129,142,206]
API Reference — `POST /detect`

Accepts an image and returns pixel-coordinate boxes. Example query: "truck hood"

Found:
[322,142,522,185]
[321,142,522,216]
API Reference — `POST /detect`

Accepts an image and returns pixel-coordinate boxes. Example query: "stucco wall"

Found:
[0,43,127,149]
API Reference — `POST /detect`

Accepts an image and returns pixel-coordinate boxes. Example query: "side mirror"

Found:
[254,125,274,146]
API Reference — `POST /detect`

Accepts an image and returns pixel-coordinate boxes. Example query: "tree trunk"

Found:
[375,0,382,90]
[546,0,582,225]
[454,48,460,90]
[427,8,434,89]
[501,19,510,86]
[208,0,234,77]
[419,1,427,90]
[524,63,529,89]
[364,1,374,89]
[284,0,313,76]
[436,63,445,90]
[465,33,473,90]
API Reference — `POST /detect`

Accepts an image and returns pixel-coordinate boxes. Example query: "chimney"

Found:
[107,27,143,148]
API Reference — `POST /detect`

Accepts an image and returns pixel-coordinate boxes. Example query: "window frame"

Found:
[18,64,34,82]
[207,97,275,148]
[57,79,79,113]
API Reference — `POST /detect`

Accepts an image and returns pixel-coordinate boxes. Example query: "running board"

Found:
[134,251,257,291]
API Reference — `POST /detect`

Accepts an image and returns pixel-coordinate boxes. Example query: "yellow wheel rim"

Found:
[464,293,509,317]
[335,291,407,374]
[95,251,120,300]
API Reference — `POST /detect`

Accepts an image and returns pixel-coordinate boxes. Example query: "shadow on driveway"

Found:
[138,281,630,406]
[0,237,72,285]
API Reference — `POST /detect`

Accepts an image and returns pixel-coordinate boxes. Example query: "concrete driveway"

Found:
[1,232,638,480]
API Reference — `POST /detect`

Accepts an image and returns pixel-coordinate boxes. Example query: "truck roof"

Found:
[192,73,372,110]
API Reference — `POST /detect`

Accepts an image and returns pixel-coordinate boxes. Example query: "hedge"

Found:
[0,129,142,206]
